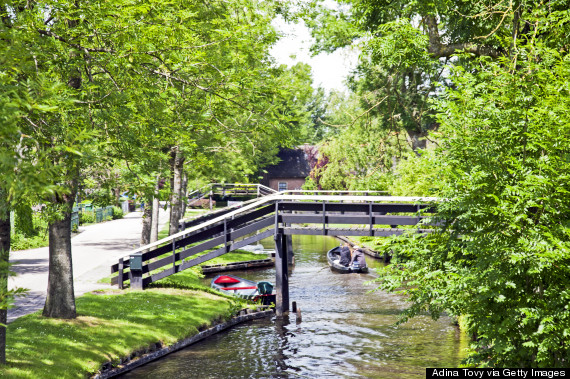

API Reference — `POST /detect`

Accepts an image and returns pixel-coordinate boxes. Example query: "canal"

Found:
[119,235,467,378]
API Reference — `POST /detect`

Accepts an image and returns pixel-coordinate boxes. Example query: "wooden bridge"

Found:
[111,191,439,316]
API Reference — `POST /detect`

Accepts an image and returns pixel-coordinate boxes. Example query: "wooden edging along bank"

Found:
[92,308,274,379]
[200,257,275,274]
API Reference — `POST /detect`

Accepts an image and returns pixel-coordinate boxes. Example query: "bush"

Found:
[79,211,96,225]
[112,206,124,220]
[10,231,48,251]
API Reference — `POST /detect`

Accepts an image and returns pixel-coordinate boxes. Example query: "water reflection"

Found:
[119,235,467,378]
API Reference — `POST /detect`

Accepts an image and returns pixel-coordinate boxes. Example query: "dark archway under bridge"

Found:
[111,193,439,316]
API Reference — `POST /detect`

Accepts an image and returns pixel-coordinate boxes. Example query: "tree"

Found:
[376,40,570,367]
[0,47,57,363]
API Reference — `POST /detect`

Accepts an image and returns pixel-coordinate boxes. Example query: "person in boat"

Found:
[349,246,367,268]
[339,243,351,267]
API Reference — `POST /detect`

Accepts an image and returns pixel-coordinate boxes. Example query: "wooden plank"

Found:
[138,243,176,263]
[282,227,435,237]
[111,258,130,273]
[146,250,183,272]
[279,214,426,226]
[175,223,225,251]
[144,218,274,275]
[279,202,436,214]
[228,217,274,241]
[146,266,175,284]
[201,259,274,274]
[227,204,274,229]
[118,258,124,290]
[178,235,226,261]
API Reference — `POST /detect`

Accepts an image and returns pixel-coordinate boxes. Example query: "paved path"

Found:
[8,209,169,322]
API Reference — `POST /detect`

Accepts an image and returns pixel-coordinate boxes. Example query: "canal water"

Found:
[120,235,467,378]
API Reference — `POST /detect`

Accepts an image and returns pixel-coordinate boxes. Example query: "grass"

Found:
[2,289,243,378]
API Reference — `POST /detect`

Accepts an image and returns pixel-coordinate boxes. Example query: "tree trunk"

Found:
[169,147,185,236]
[180,173,188,221]
[405,128,427,153]
[114,187,121,207]
[42,1,81,320]
[43,191,77,319]
[150,174,161,243]
[140,202,152,246]
[0,193,10,364]
[150,196,160,243]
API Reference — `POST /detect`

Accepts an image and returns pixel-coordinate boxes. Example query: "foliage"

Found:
[387,148,444,196]
[79,212,95,225]
[14,204,35,238]
[374,42,570,367]
[111,206,123,220]
[300,0,570,192]
[306,92,411,190]
[10,213,48,251]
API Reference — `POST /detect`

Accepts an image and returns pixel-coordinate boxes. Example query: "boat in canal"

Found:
[211,274,276,305]
[327,246,369,273]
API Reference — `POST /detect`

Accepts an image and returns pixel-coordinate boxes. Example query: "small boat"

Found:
[327,246,369,273]
[211,274,276,305]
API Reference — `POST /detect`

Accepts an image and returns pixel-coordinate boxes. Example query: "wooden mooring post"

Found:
[274,232,290,317]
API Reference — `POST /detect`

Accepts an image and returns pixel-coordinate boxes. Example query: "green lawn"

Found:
[2,289,242,378]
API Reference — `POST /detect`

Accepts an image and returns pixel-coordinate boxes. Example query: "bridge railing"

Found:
[111,194,440,290]
[187,183,276,207]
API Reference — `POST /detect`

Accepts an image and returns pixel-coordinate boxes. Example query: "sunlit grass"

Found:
[1,289,241,378]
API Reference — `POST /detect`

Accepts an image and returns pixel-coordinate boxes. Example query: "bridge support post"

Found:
[274,233,290,317]
[286,235,294,265]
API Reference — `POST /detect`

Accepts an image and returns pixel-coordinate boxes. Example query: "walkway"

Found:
[7,209,169,322]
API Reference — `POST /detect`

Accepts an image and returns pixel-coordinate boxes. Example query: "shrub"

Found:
[79,211,96,225]
[112,206,124,219]
[10,231,48,251]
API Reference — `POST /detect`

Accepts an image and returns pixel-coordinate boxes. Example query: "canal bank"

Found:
[94,307,274,379]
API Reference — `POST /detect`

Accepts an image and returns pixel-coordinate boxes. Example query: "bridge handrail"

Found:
[280,190,390,195]
[131,193,440,255]
[187,183,276,201]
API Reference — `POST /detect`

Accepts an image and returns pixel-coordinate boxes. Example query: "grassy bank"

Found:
[2,288,243,378]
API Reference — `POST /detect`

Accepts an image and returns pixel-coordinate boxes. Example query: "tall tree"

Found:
[375,26,570,368]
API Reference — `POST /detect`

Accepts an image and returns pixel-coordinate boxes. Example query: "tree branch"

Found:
[423,15,501,58]
[147,69,253,113]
